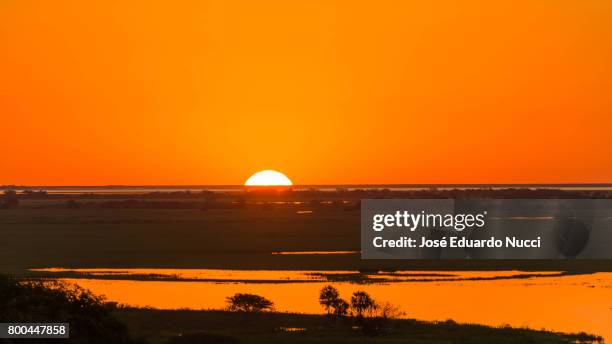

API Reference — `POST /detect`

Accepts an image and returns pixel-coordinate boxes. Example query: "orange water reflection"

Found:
[46,270,612,341]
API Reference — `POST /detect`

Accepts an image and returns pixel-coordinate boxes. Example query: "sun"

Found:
[245,170,293,186]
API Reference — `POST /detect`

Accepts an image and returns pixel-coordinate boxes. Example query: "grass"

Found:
[115,308,603,344]
[1,205,611,272]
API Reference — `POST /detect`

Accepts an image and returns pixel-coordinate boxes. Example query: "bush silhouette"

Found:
[0,275,143,343]
[225,293,273,312]
[350,291,377,318]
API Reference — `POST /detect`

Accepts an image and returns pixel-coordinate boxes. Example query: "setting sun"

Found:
[245,170,293,186]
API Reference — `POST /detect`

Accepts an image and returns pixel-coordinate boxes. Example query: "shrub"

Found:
[0,275,143,343]
[225,293,273,313]
[376,301,404,320]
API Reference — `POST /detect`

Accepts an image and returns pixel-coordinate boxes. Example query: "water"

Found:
[33,268,612,341]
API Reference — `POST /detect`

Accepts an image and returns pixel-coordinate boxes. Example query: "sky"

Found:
[1,0,611,185]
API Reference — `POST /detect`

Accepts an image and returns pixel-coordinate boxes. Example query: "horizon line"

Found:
[2,183,612,189]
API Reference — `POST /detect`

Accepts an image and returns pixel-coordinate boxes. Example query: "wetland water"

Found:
[32,268,612,341]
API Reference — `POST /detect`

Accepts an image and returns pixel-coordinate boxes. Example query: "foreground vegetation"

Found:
[0,275,144,343]
[116,308,603,344]
[0,275,602,343]
[0,188,609,342]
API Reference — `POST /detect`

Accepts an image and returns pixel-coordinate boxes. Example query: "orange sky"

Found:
[1,1,611,185]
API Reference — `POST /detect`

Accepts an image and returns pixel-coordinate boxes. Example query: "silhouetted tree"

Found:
[351,291,377,318]
[332,298,350,318]
[377,301,404,320]
[319,285,340,315]
[226,293,273,312]
[319,285,350,320]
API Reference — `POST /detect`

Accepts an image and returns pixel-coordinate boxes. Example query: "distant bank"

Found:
[2,184,612,194]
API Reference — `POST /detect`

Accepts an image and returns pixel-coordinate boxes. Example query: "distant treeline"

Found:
[4,188,612,200]
[9,198,360,210]
[2,187,612,210]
